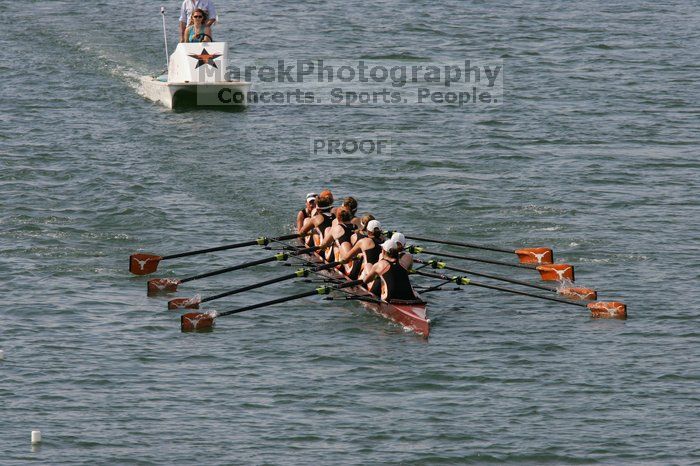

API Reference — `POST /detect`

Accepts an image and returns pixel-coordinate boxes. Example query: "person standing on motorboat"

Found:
[179,0,217,42]
[183,9,212,43]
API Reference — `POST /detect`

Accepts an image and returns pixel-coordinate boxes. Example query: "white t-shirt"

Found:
[179,0,217,25]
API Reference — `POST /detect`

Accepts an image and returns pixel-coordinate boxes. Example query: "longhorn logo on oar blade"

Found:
[587,302,627,319]
[129,254,163,275]
[168,295,202,310]
[516,248,553,264]
[558,286,597,301]
[147,278,181,294]
[181,312,215,331]
[536,264,575,282]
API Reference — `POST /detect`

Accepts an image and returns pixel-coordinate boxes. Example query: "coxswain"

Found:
[363,239,418,301]
[317,206,356,262]
[296,192,317,233]
[298,190,335,248]
[341,219,384,278]
[390,231,413,269]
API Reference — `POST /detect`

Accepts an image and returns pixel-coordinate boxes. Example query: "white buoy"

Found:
[0,349,4,360]
[31,431,42,444]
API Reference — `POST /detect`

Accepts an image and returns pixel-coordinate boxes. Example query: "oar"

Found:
[389,232,554,264]
[147,246,320,293]
[407,246,575,282]
[129,233,303,275]
[414,269,626,319]
[181,279,364,331]
[168,260,346,309]
[414,258,597,300]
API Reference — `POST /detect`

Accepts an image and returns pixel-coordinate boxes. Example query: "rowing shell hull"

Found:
[307,254,430,337]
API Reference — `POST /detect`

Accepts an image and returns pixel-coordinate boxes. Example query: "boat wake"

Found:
[25,6,158,97]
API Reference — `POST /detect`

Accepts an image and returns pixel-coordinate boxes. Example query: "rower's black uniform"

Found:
[370,258,416,301]
[336,223,355,245]
[318,211,334,233]
[298,208,310,223]
[328,222,356,261]
[307,211,335,248]
[364,237,382,264]
[348,236,382,279]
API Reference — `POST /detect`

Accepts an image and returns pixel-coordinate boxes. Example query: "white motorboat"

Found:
[141,41,251,109]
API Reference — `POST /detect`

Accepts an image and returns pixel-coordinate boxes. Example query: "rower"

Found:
[342,197,361,228]
[298,190,335,248]
[317,206,356,262]
[341,219,384,279]
[296,192,317,233]
[391,231,413,270]
[363,239,419,301]
[330,196,358,225]
[351,214,375,245]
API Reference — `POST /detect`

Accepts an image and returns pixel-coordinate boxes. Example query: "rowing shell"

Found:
[302,251,430,337]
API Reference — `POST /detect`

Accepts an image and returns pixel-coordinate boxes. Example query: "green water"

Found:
[1,0,699,463]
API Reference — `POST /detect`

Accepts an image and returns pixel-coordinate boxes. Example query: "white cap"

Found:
[306,192,317,201]
[391,232,406,246]
[381,239,398,252]
[366,220,381,232]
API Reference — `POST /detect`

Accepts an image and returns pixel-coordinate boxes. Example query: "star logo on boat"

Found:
[188,48,221,69]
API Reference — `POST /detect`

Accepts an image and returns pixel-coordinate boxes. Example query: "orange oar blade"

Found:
[181,312,215,331]
[147,278,181,294]
[168,295,201,310]
[558,286,597,301]
[587,301,627,319]
[515,247,553,264]
[129,253,163,275]
[536,264,575,282]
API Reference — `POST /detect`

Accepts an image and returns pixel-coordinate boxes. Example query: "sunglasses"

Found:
[193,15,203,18]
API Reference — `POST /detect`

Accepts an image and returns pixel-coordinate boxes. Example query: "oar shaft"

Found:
[162,233,300,260]
[218,279,363,318]
[201,260,343,303]
[416,248,535,270]
[179,246,320,284]
[179,255,279,283]
[218,289,322,317]
[415,270,585,308]
[201,272,301,303]
[466,280,584,307]
[405,235,513,254]
[414,258,555,292]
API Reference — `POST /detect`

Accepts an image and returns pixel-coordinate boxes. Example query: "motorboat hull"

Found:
[140,76,250,109]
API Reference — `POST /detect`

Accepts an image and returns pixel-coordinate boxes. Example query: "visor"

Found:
[366,220,382,232]
[381,239,397,252]
[391,232,406,245]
